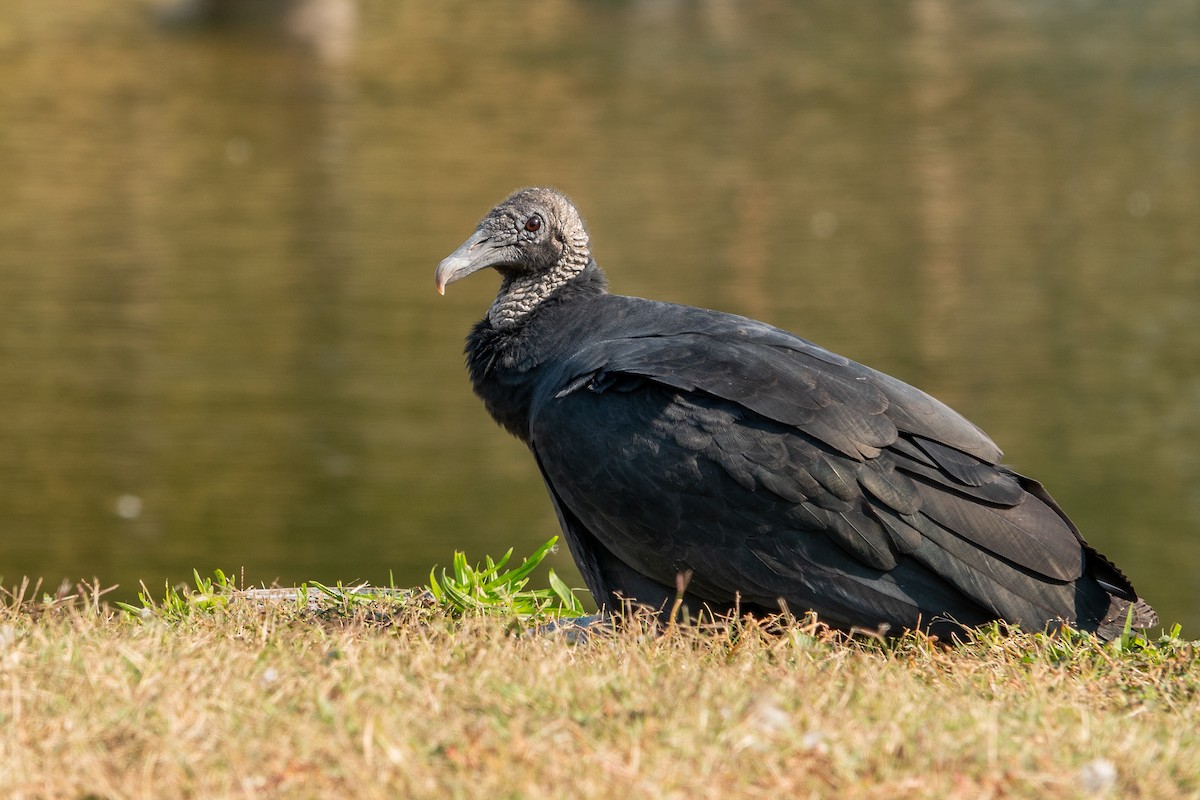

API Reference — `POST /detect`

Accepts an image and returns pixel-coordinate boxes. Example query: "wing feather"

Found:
[522,296,1111,633]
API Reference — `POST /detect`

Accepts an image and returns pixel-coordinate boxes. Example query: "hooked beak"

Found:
[435,229,511,295]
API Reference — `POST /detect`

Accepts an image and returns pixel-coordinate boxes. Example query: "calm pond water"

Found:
[1,0,1197,631]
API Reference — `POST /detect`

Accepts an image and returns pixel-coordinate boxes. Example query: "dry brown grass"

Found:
[0,580,1196,800]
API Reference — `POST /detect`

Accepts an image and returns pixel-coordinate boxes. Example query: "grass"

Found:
[0,545,1196,799]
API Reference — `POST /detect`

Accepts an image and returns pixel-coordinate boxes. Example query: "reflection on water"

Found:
[0,1,1197,630]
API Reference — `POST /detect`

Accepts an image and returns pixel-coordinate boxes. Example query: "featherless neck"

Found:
[487,241,594,329]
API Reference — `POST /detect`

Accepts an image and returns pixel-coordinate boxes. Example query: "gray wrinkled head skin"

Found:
[436,187,593,328]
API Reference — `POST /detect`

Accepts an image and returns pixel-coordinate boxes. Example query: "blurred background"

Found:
[0,0,1197,631]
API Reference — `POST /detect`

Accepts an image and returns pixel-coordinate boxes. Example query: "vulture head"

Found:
[436,188,595,327]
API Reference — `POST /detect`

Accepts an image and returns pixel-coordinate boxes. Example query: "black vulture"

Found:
[435,187,1157,640]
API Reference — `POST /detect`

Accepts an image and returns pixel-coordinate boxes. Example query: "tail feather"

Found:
[1093,596,1159,641]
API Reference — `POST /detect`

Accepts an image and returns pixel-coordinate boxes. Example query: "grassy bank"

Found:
[0,571,1196,799]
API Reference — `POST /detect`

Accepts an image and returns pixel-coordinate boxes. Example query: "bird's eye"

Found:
[524,215,542,233]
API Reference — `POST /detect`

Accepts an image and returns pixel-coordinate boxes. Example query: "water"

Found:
[1,0,1197,631]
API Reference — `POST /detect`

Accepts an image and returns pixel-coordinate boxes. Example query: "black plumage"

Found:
[435,187,1157,640]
